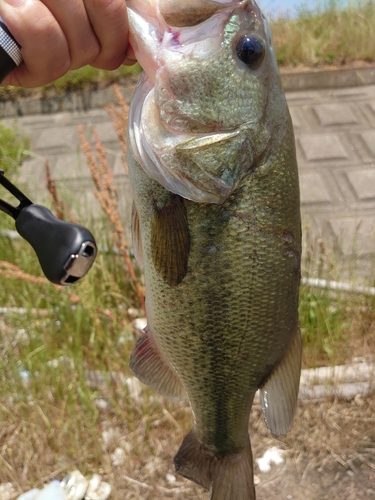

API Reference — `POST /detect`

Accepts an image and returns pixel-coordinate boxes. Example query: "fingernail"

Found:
[3,0,26,6]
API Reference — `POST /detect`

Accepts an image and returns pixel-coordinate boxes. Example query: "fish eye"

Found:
[235,35,265,67]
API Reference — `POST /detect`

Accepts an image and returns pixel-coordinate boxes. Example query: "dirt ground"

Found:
[252,396,375,500]
[255,462,375,500]
[93,393,375,499]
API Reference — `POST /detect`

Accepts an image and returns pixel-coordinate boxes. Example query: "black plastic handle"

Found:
[15,205,97,285]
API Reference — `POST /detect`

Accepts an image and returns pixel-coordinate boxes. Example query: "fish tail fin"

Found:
[209,442,255,500]
[174,429,255,500]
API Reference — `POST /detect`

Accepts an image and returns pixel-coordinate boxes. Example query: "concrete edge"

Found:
[0,66,374,119]
[0,83,137,119]
[280,65,375,92]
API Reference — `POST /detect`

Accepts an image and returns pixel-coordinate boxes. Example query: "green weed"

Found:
[0,123,29,178]
[271,0,375,67]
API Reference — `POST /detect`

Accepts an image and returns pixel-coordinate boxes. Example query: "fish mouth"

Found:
[126,0,252,83]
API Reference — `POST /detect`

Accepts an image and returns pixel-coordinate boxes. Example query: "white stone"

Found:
[132,318,147,334]
[101,427,121,448]
[111,447,126,467]
[17,489,40,500]
[85,475,111,500]
[95,398,110,410]
[0,483,16,500]
[60,471,88,500]
[256,447,285,473]
[18,482,66,500]
[126,376,143,403]
[165,474,176,483]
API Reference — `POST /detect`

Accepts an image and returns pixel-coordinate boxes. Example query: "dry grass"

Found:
[44,160,74,222]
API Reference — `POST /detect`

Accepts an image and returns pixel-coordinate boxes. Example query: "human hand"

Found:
[0,0,136,87]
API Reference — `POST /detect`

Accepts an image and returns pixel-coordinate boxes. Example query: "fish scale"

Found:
[127,1,301,498]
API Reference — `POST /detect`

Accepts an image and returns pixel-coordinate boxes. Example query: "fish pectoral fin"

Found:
[259,327,302,437]
[175,130,239,151]
[130,325,186,400]
[131,202,144,265]
[151,194,190,287]
[174,429,255,500]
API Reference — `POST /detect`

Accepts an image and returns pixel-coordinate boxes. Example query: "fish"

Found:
[126,1,302,498]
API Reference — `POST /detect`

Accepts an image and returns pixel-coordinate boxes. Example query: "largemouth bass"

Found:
[126,1,302,498]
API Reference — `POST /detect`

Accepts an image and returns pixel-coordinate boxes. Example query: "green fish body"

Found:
[127,1,302,498]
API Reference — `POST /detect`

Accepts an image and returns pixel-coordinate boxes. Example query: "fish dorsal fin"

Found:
[131,202,144,265]
[151,195,190,287]
[259,327,302,437]
[130,325,186,400]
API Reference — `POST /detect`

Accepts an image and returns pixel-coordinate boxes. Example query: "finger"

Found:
[84,0,129,70]
[124,43,136,62]
[0,0,70,87]
[123,56,137,66]
[40,0,101,70]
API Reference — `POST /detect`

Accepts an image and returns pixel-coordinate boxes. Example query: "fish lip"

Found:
[127,7,162,84]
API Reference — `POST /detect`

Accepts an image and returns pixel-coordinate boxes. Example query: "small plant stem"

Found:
[78,124,145,313]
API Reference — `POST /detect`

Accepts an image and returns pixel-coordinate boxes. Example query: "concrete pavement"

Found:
[290,83,375,281]
[2,69,375,284]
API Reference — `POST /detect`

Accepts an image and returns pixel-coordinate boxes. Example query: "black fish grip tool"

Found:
[0,22,97,285]
[0,170,97,285]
